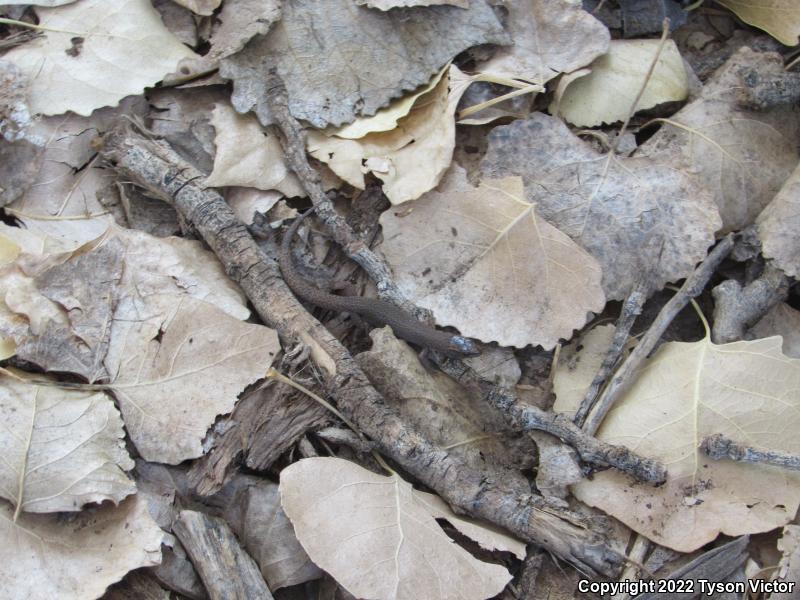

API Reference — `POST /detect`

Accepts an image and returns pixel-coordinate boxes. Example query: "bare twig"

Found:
[584,235,735,435]
[701,434,800,471]
[574,279,649,428]
[101,125,625,577]
[435,356,667,484]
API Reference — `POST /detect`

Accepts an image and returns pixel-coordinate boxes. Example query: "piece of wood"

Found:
[173,510,274,600]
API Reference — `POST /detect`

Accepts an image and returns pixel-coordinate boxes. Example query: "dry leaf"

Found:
[3,0,197,116]
[0,378,134,514]
[0,225,251,381]
[207,0,282,61]
[481,0,609,85]
[775,525,800,595]
[716,0,800,46]
[280,457,513,600]
[550,39,689,127]
[334,66,448,139]
[378,166,605,348]
[205,102,304,197]
[170,0,220,15]
[223,479,323,590]
[749,303,800,359]
[413,490,526,559]
[555,334,800,552]
[639,48,799,233]
[1,0,76,4]
[480,112,721,299]
[6,100,147,249]
[357,0,469,8]
[110,295,279,464]
[0,495,163,600]
[358,327,534,488]
[552,324,616,418]
[222,0,508,128]
[757,161,800,278]
[308,66,472,204]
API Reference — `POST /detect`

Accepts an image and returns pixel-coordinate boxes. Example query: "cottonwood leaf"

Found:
[222,0,508,128]
[481,0,609,85]
[170,0,220,15]
[413,490,526,559]
[757,161,800,279]
[378,166,605,348]
[552,324,616,418]
[206,0,282,61]
[3,0,197,116]
[639,47,799,233]
[0,495,163,600]
[110,295,279,464]
[0,225,250,382]
[6,100,147,249]
[1,0,76,5]
[775,525,800,592]
[308,65,473,204]
[716,0,800,46]
[357,0,469,8]
[480,112,721,300]
[205,102,304,197]
[550,39,688,127]
[555,335,800,552]
[750,303,800,359]
[0,378,134,515]
[280,457,513,600]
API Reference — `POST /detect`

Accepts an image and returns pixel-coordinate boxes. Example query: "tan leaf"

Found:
[757,161,800,278]
[716,0,800,46]
[6,101,147,249]
[550,39,689,127]
[480,112,721,300]
[749,303,800,359]
[378,167,605,348]
[0,495,163,600]
[170,0,221,15]
[0,378,134,514]
[639,48,799,233]
[481,0,609,85]
[110,296,279,464]
[204,102,304,197]
[280,457,513,600]
[556,335,800,552]
[308,65,473,204]
[775,525,800,593]
[552,324,616,418]
[413,490,526,559]
[356,0,468,8]
[207,0,282,60]
[3,0,197,116]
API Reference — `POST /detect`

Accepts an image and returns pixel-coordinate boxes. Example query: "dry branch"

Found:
[173,510,273,600]
[584,235,735,435]
[101,125,625,576]
[701,434,800,471]
[436,356,667,484]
